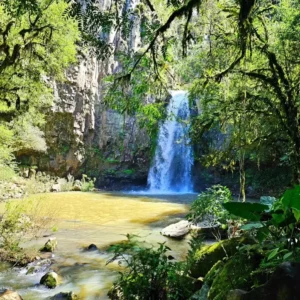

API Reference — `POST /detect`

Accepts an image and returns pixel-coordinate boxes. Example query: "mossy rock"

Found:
[40,271,59,289]
[226,262,300,300]
[204,260,224,286]
[40,238,57,253]
[208,253,262,300]
[190,238,251,278]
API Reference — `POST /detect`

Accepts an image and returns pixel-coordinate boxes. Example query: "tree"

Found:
[185,0,300,184]
[0,0,79,177]
[70,0,300,187]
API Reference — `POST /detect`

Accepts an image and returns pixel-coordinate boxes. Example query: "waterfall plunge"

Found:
[148,91,193,193]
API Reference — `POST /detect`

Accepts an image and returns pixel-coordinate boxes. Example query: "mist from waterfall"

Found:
[147,91,193,193]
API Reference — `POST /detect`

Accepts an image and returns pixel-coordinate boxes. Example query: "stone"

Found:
[29,169,36,178]
[40,271,59,289]
[189,283,210,300]
[40,238,57,252]
[22,168,29,178]
[228,262,300,300]
[190,237,252,278]
[51,184,61,192]
[86,244,98,251]
[0,290,23,300]
[208,252,262,300]
[50,292,78,300]
[161,220,190,238]
[26,258,52,275]
[72,184,81,191]
[191,221,227,239]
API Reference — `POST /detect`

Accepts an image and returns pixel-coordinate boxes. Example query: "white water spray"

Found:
[147,91,193,193]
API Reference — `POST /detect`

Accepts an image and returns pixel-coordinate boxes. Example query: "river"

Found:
[0,191,197,299]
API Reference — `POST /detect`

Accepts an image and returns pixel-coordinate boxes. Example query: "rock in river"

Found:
[86,244,98,251]
[40,237,57,252]
[0,290,23,300]
[50,292,78,299]
[161,220,190,238]
[40,271,59,289]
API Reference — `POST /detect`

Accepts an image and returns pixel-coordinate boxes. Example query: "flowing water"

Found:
[148,91,193,193]
[0,192,196,299]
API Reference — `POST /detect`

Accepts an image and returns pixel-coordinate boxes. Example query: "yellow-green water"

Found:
[0,192,196,299]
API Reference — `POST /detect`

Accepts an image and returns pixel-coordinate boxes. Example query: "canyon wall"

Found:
[18,0,152,188]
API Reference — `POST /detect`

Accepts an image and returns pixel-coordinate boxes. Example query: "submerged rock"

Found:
[0,290,23,300]
[40,271,59,289]
[50,292,78,300]
[40,238,57,252]
[86,244,98,251]
[161,220,190,238]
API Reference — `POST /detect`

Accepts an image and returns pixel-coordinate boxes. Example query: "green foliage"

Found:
[58,175,74,192]
[107,235,194,300]
[0,0,79,174]
[0,201,32,252]
[122,169,135,176]
[223,202,269,222]
[0,123,16,180]
[223,186,300,269]
[0,0,79,110]
[187,185,232,226]
[81,174,95,192]
[0,196,58,264]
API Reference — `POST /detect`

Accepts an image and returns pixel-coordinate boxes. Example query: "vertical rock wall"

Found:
[21,0,152,188]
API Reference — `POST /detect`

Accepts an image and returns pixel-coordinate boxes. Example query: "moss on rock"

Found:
[190,238,250,278]
[208,253,262,300]
[40,271,59,289]
[204,260,224,286]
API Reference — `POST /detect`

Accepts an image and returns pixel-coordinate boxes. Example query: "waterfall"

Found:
[148,91,193,193]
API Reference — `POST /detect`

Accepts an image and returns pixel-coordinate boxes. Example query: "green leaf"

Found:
[256,227,270,243]
[271,212,286,226]
[223,202,269,221]
[267,248,279,261]
[281,185,300,210]
[283,252,293,260]
[293,209,300,222]
[240,222,264,230]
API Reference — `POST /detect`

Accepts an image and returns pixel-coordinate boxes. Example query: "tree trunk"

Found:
[239,151,246,202]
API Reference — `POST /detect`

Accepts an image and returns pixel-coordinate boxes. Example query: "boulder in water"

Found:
[161,220,190,238]
[50,292,78,299]
[0,290,23,300]
[40,238,57,252]
[86,244,98,251]
[40,271,59,289]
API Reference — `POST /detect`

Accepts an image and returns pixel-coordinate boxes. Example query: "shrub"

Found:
[107,235,194,300]
[187,185,232,226]
[0,196,58,264]
[81,174,96,192]
[59,174,74,192]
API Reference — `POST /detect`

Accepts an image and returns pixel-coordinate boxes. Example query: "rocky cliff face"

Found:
[18,0,152,188]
